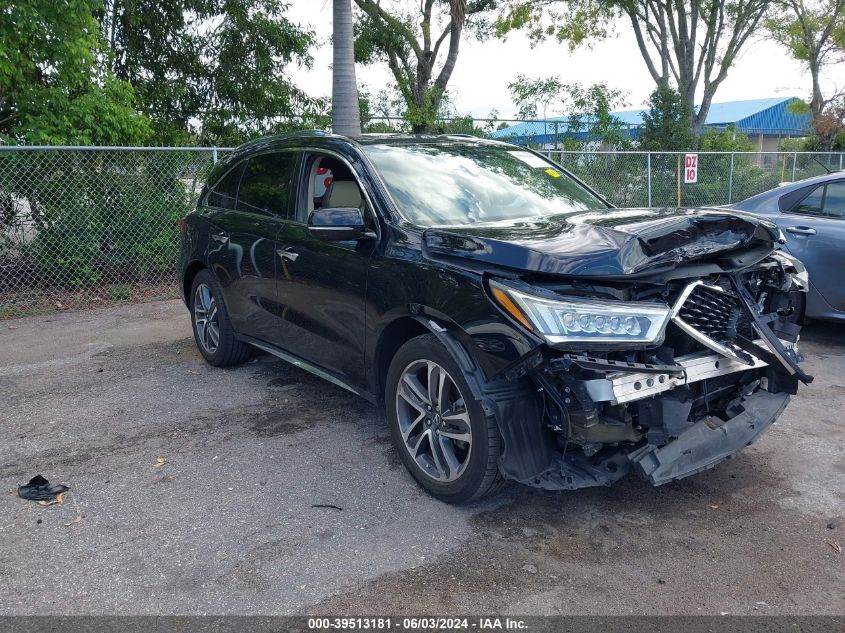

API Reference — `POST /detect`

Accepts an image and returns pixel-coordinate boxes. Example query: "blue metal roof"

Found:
[491,97,811,144]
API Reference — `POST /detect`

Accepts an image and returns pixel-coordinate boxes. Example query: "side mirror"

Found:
[307,207,373,241]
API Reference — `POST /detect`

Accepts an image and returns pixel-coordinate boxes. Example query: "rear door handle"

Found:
[211,232,229,243]
[785,226,817,236]
[277,247,299,262]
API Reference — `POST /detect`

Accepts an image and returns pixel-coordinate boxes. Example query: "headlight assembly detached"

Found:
[489,279,671,346]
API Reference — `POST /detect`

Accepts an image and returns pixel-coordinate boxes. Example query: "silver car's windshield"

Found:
[363,142,608,226]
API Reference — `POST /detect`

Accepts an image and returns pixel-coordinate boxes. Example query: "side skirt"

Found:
[236,334,378,404]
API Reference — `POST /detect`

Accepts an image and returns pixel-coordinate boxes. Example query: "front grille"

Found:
[677,284,743,343]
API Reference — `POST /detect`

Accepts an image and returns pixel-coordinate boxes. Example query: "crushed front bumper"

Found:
[578,339,793,405]
[627,389,790,485]
[493,259,812,491]
[513,388,790,491]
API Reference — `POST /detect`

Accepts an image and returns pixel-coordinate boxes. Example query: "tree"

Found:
[563,82,630,147]
[766,0,845,118]
[333,0,362,136]
[507,74,629,147]
[497,0,771,139]
[99,0,316,144]
[507,74,565,120]
[354,0,493,132]
[806,105,845,150]
[358,87,407,131]
[0,0,150,144]
[638,83,695,150]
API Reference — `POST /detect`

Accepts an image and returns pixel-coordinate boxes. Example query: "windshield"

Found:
[363,142,608,226]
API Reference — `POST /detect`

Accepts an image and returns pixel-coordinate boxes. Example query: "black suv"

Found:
[178,131,811,503]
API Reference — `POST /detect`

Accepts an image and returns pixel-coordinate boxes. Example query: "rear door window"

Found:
[822,181,845,218]
[793,186,824,216]
[790,181,845,219]
[236,152,297,217]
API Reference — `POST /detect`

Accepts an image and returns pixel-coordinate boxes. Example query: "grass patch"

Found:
[0,283,179,320]
[107,284,133,301]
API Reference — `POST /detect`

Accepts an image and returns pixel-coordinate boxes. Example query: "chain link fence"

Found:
[546,151,845,208]
[0,147,231,317]
[1,146,843,318]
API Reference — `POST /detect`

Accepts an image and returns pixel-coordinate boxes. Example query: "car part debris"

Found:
[17,475,69,502]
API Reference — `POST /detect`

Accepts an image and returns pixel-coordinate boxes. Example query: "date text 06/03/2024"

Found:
[306,617,529,631]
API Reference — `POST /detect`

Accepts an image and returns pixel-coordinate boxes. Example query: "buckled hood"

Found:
[422,207,781,277]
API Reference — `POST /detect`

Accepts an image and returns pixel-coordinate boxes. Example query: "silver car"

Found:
[731,172,845,323]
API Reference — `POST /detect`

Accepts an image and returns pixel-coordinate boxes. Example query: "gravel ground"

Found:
[0,299,842,615]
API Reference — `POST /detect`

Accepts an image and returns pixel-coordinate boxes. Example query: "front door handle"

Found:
[277,247,299,262]
[211,233,229,243]
[785,226,817,236]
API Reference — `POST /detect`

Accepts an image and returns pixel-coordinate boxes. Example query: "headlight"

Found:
[489,280,671,345]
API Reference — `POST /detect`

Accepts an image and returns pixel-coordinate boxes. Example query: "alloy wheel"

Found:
[193,283,220,354]
[395,359,473,482]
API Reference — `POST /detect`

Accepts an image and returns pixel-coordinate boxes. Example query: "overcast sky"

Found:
[287,1,844,119]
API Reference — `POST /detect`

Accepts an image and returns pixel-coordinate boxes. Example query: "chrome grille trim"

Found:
[671,281,752,365]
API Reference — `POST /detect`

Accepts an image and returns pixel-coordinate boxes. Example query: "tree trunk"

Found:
[332,0,361,137]
[678,83,702,142]
[810,62,824,118]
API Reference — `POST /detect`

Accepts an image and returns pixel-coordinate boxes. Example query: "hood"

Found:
[422,207,780,277]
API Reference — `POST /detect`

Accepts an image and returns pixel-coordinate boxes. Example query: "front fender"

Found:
[412,314,557,484]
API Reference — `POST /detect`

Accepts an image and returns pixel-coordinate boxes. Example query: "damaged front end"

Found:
[487,250,812,490]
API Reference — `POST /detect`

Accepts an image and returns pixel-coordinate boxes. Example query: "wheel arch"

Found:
[182,260,208,306]
[372,312,495,409]
[374,312,557,487]
[372,316,430,402]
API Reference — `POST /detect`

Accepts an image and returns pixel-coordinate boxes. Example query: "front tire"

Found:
[189,269,252,367]
[385,334,503,504]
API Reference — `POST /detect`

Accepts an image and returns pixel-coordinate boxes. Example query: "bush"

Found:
[107,284,132,301]
[1,150,204,289]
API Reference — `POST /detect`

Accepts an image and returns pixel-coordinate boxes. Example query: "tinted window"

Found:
[823,181,845,218]
[363,143,607,226]
[794,186,824,216]
[237,152,296,217]
[206,163,244,210]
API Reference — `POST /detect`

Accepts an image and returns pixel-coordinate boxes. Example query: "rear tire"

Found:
[385,334,503,504]
[189,269,252,367]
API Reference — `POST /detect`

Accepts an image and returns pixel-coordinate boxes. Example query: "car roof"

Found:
[736,170,845,206]
[354,134,508,146]
[205,131,519,193]
[764,171,844,195]
[218,131,512,167]
[234,130,511,150]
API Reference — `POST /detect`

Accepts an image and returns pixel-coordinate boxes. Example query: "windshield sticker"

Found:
[545,168,561,178]
[508,151,550,168]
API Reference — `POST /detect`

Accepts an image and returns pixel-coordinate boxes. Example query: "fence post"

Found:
[647,153,652,207]
[840,153,843,171]
[791,152,797,181]
[676,153,682,207]
[212,146,218,165]
[727,153,735,204]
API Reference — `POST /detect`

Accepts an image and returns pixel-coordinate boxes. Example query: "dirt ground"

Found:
[0,299,842,615]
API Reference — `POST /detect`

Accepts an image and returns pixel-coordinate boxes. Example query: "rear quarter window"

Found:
[206,163,245,210]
